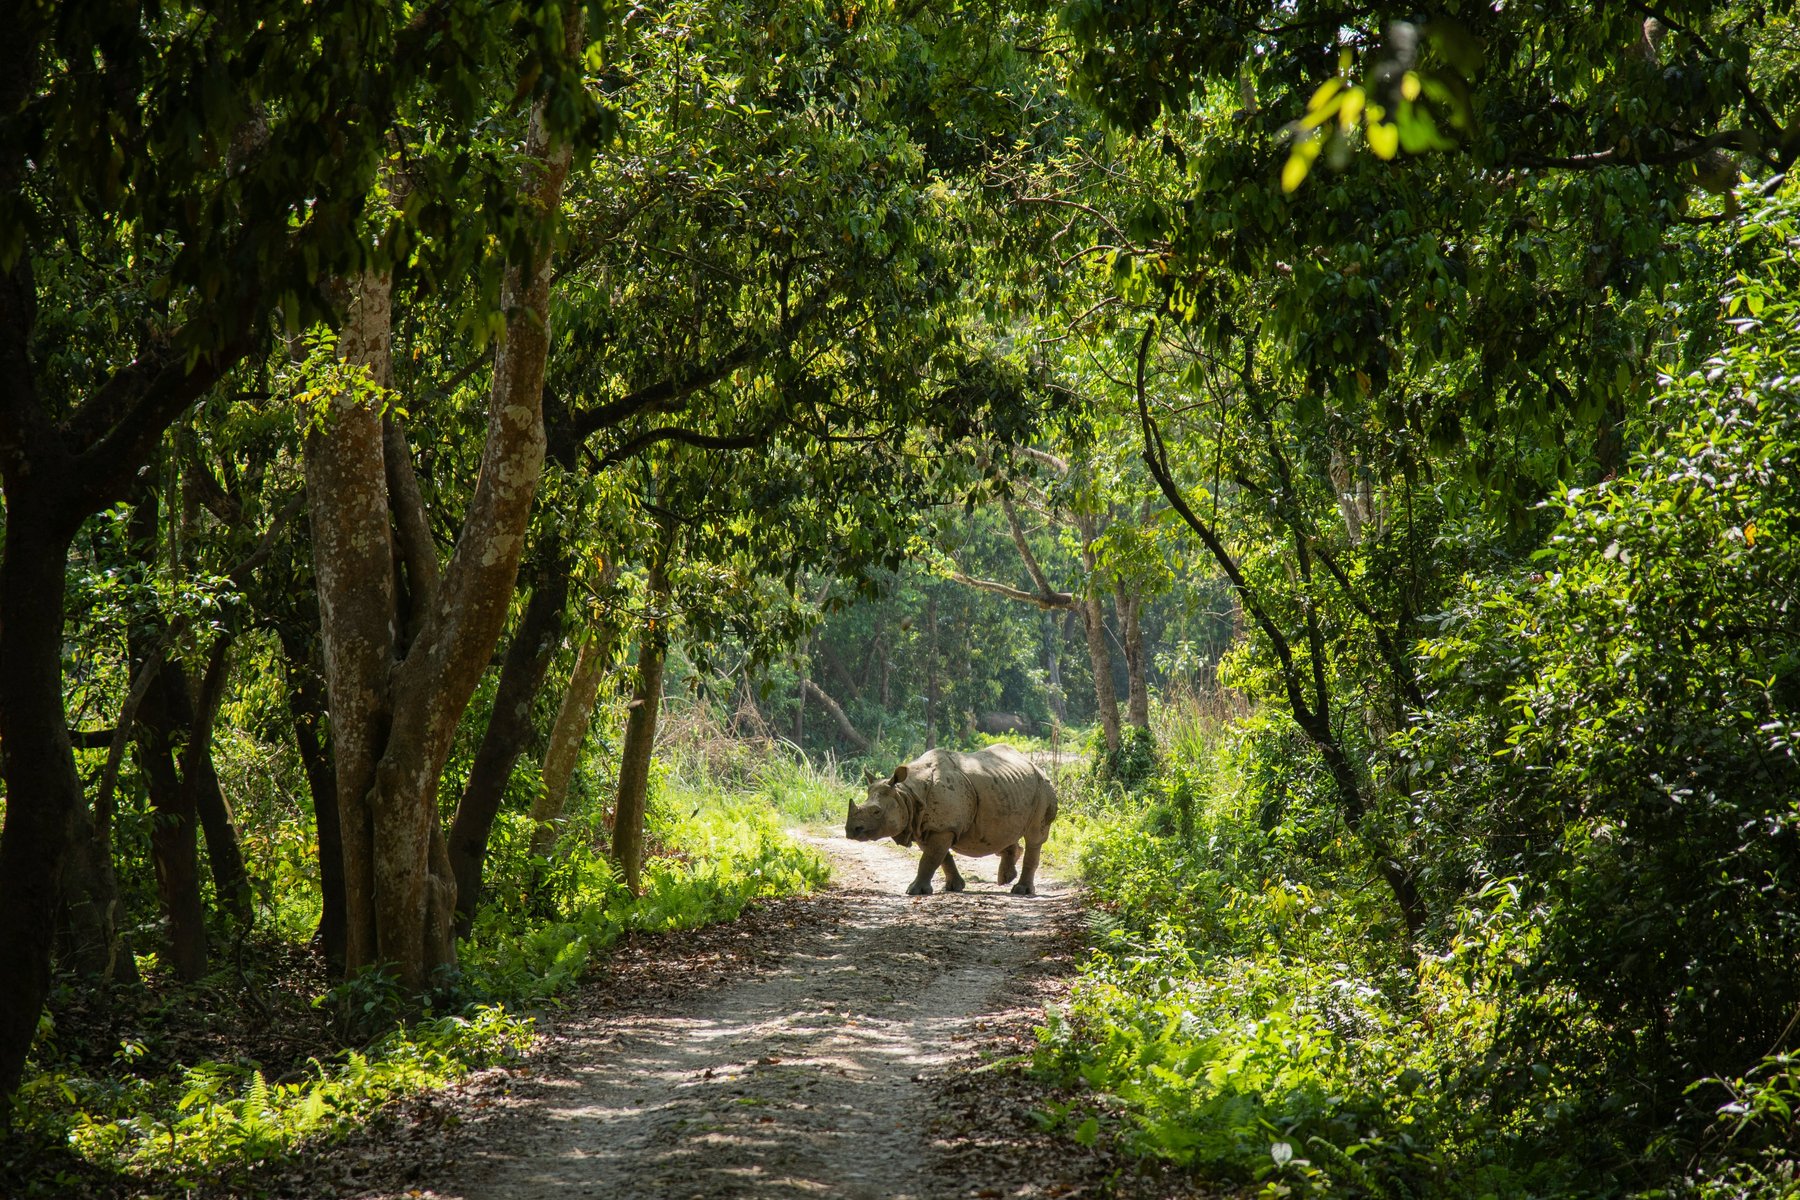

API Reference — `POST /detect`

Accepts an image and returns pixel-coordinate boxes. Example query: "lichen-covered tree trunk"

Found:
[305,264,402,980]
[612,560,671,895]
[529,624,614,858]
[308,50,578,988]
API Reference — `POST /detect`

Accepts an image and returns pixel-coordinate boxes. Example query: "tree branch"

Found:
[946,570,1074,610]
[569,268,857,444]
[1512,126,1766,171]
[571,342,762,441]
[597,423,774,468]
[801,678,869,752]
[1002,496,1058,598]
[384,413,441,625]
[1015,445,1070,476]
[69,335,253,519]
[1131,317,1317,732]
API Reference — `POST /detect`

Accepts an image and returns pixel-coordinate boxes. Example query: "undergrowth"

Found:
[1034,692,1800,1199]
[15,1005,530,1193]
[464,792,829,1004]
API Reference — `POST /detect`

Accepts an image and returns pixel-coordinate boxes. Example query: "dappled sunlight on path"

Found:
[436,835,1075,1200]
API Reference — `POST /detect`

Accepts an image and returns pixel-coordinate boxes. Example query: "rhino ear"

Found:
[862,767,876,786]
[890,764,908,784]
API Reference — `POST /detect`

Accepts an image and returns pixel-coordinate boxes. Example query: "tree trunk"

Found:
[801,678,870,752]
[1075,515,1121,752]
[0,245,244,1100]
[279,622,346,969]
[612,560,670,895]
[114,482,206,978]
[305,264,402,981]
[189,752,251,925]
[924,592,939,749]
[878,637,890,709]
[56,813,141,986]
[1043,612,1066,723]
[821,643,860,704]
[309,46,578,989]
[134,643,211,982]
[0,506,87,1101]
[529,625,613,858]
[185,636,252,924]
[1114,583,1149,730]
[447,534,570,933]
[1080,592,1121,753]
[1305,713,1427,939]
[61,649,144,990]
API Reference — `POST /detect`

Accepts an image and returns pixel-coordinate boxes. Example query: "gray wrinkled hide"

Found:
[845,744,1058,896]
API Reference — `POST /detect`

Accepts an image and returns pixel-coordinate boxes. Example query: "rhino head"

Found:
[845,764,912,843]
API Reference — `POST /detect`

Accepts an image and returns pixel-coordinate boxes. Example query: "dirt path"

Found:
[432,834,1078,1200]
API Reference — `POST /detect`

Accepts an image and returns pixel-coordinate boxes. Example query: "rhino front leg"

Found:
[908,831,955,896]
[940,852,965,892]
[1011,839,1044,896]
[996,842,1020,886]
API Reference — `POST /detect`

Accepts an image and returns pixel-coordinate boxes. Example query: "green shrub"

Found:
[1043,184,1800,1200]
[1035,845,1520,1197]
[462,795,829,1005]
[1400,185,1800,1140]
[17,1005,531,1188]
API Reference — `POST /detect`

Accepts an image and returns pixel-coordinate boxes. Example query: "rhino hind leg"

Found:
[997,843,1021,886]
[1011,839,1044,897]
[941,853,965,893]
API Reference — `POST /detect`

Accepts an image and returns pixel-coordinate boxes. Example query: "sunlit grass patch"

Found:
[15,1005,530,1193]
[463,790,830,1005]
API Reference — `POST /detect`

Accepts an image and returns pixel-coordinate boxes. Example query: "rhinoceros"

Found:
[844,744,1058,896]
